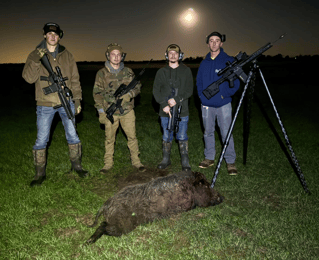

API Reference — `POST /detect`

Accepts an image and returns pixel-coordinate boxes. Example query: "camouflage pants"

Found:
[104,110,141,167]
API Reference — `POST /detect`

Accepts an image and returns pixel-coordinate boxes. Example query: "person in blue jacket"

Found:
[196,31,240,175]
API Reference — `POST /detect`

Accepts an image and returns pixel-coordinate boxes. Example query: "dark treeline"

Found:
[1,54,318,67]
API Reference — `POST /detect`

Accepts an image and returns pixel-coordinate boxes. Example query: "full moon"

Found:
[179,8,198,28]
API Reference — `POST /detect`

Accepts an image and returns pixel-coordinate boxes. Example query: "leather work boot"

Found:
[157,141,172,169]
[199,159,214,169]
[68,143,89,178]
[30,149,47,187]
[178,140,191,172]
[227,163,238,175]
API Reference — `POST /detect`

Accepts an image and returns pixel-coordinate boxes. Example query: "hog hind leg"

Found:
[84,221,108,245]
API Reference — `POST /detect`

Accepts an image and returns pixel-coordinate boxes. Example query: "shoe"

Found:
[199,159,214,169]
[137,166,146,172]
[227,163,238,175]
[133,163,146,172]
[100,165,113,174]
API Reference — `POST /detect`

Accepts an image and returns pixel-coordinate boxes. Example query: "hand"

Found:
[163,106,172,118]
[168,98,176,107]
[99,113,107,124]
[74,100,81,115]
[37,48,47,59]
[121,93,131,103]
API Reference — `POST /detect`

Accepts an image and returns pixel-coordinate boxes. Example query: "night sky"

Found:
[1,0,318,63]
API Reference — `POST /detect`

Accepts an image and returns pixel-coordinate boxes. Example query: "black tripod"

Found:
[210,62,310,194]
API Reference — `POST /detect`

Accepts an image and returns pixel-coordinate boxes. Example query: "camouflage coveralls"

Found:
[93,66,143,169]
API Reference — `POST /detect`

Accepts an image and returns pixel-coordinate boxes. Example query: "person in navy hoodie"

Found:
[196,31,240,175]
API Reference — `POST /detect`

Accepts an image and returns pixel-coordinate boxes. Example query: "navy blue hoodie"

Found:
[196,48,240,107]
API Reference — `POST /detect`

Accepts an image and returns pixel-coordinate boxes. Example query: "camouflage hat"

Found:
[165,44,184,61]
[43,22,64,39]
[106,43,123,54]
[166,44,180,54]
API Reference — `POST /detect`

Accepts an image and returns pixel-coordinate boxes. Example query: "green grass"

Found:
[0,61,318,259]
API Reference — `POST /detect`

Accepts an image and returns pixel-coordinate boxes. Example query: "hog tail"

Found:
[87,205,104,228]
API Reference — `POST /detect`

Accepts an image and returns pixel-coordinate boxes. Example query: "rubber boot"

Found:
[69,143,89,178]
[178,140,191,172]
[30,149,47,187]
[157,141,172,169]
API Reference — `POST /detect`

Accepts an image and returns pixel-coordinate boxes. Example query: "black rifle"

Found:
[167,88,182,133]
[167,105,182,133]
[202,34,286,100]
[39,53,76,129]
[106,59,153,124]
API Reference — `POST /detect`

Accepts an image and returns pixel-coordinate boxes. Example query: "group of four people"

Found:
[22,22,239,187]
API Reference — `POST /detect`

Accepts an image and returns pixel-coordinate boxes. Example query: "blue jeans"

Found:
[33,103,80,150]
[160,116,189,142]
[201,103,236,164]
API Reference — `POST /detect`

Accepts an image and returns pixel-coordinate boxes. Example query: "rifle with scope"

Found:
[202,34,286,100]
[105,59,153,124]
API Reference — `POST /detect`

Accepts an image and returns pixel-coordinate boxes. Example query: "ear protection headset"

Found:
[105,43,126,61]
[165,44,184,61]
[206,31,226,43]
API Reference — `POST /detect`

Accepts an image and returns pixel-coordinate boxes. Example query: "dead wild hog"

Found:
[85,171,224,244]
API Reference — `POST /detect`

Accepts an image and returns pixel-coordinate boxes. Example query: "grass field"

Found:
[0,60,318,259]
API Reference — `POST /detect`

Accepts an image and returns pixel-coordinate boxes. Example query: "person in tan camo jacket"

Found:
[93,43,145,174]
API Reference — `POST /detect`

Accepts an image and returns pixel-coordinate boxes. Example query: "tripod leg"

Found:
[243,68,256,165]
[258,68,310,194]
[211,71,254,189]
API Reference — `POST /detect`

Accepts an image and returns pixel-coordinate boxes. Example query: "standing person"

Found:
[197,31,240,175]
[153,44,194,171]
[22,22,89,187]
[93,43,145,174]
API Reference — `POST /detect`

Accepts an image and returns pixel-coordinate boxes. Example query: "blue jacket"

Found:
[196,48,240,107]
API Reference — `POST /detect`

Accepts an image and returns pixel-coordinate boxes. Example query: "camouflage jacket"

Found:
[93,65,141,115]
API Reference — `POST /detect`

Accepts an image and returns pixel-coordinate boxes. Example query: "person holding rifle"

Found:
[196,31,240,174]
[22,22,89,187]
[93,43,145,174]
[153,44,193,171]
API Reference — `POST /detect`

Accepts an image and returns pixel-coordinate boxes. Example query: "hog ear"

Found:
[193,172,210,186]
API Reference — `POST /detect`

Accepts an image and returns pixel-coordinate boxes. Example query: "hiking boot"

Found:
[100,165,113,174]
[227,163,238,175]
[199,159,214,169]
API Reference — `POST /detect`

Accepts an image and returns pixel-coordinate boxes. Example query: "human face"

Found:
[109,49,122,68]
[208,36,223,54]
[168,50,179,63]
[45,31,60,48]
